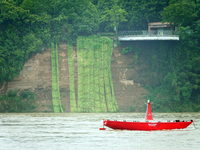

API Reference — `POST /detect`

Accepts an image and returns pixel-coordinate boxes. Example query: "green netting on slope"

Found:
[67,44,77,112]
[51,43,63,113]
[72,35,118,112]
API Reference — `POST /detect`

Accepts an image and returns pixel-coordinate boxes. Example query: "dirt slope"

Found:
[111,47,147,112]
[0,44,147,112]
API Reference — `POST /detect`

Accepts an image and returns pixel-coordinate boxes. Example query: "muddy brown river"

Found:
[0,113,199,150]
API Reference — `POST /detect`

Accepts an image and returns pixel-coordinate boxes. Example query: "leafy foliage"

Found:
[0,0,98,82]
[99,2,127,33]
[0,0,50,82]
[0,90,36,112]
[119,0,169,30]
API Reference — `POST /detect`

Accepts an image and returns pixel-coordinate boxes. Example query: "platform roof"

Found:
[118,36,179,41]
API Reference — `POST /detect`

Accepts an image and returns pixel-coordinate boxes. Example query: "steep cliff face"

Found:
[111,47,147,112]
[0,44,147,112]
[0,44,70,112]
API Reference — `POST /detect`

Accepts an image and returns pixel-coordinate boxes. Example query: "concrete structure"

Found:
[118,22,179,41]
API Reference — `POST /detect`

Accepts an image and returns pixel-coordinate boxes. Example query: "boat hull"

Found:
[103,120,193,131]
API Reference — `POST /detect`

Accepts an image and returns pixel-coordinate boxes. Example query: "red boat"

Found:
[101,100,194,131]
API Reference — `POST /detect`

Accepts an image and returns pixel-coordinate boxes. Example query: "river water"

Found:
[0,113,199,150]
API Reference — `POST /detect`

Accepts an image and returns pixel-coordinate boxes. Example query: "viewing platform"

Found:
[118,30,179,41]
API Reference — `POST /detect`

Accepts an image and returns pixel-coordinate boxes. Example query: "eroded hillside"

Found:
[0,40,148,112]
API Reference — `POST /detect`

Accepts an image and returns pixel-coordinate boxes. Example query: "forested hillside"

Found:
[0,0,200,112]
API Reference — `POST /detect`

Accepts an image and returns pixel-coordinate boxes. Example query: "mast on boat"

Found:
[145,100,154,121]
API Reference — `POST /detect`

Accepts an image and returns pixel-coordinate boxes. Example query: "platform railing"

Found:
[118,30,179,36]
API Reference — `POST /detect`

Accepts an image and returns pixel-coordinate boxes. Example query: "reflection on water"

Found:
[0,113,199,150]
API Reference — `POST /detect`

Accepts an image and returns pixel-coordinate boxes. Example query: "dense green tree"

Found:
[100,3,127,39]
[119,0,169,30]
[162,0,199,26]
[97,0,126,32]
[0,0,50,82]
[47,0,99,42]
[0,0,98,82]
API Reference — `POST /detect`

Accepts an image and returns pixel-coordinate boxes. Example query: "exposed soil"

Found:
[0,43,147,112]
[111,47,147,112]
